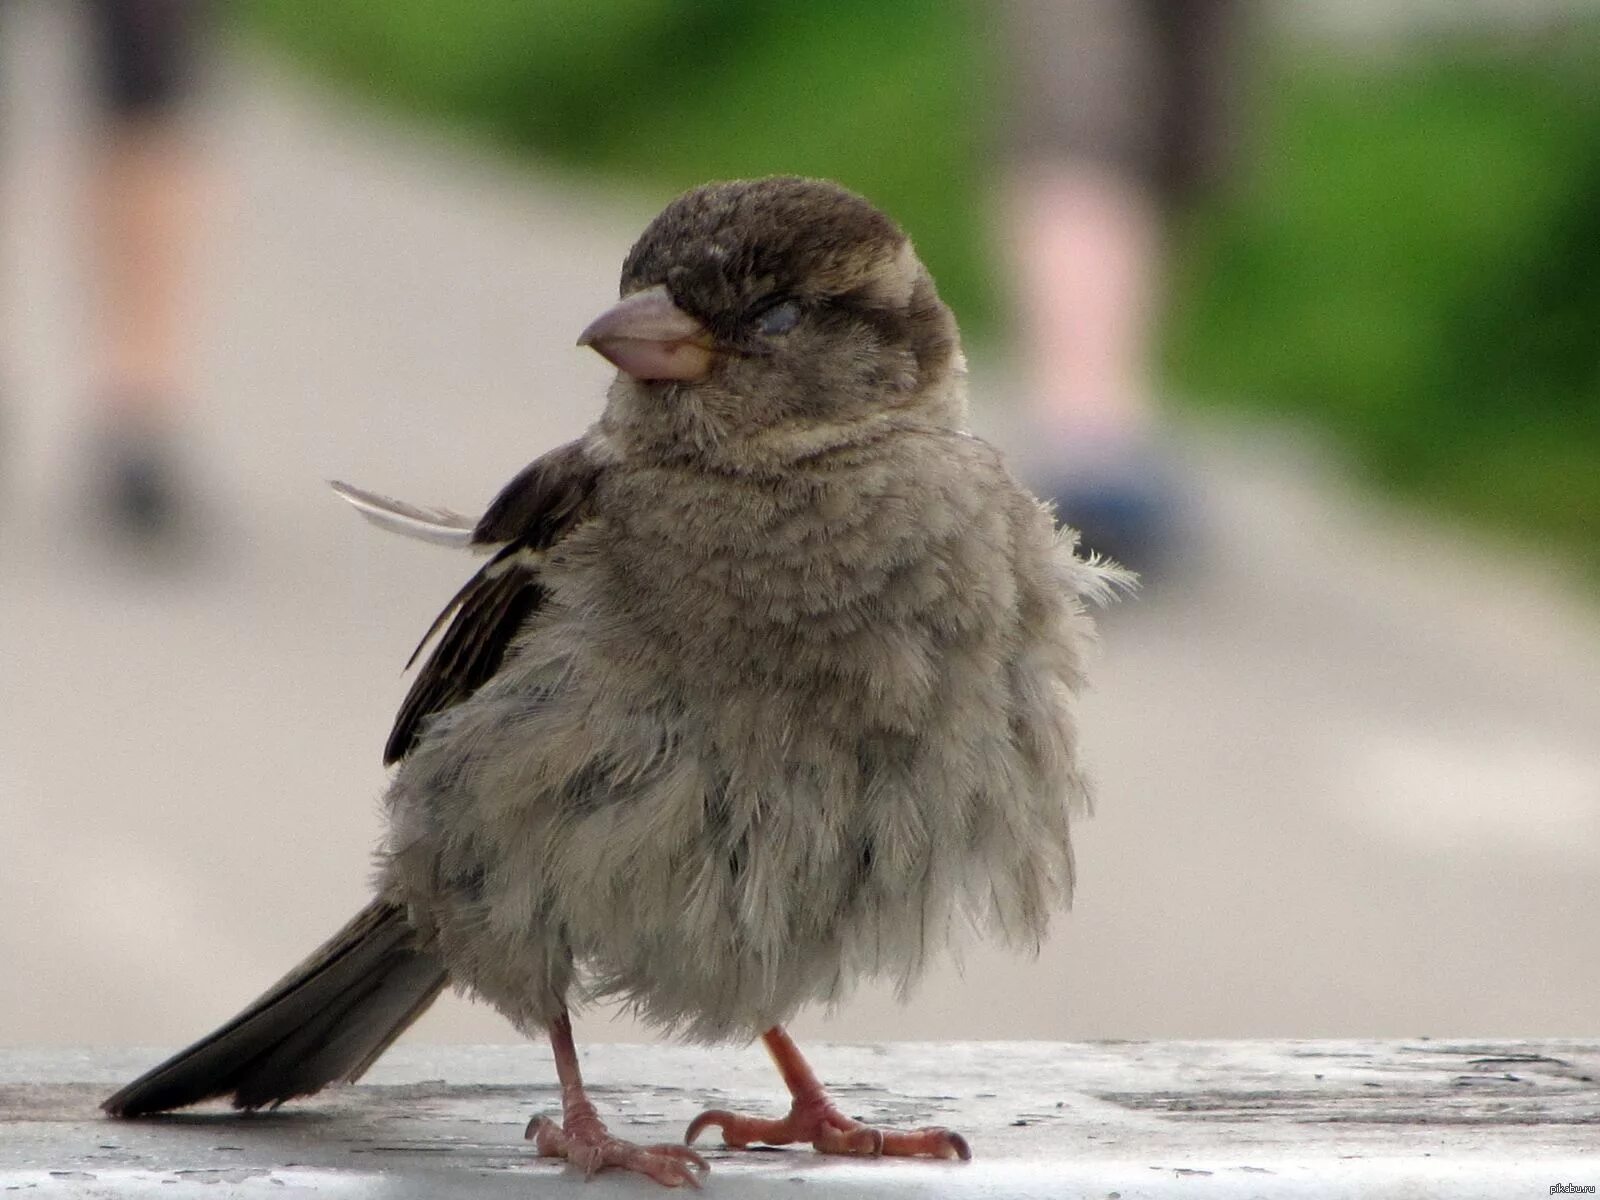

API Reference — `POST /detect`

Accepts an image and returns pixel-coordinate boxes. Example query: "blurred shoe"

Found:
[89,410,201,560]
[1035,441,1180,578]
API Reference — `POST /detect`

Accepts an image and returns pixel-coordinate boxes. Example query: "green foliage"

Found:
[1166,39,1600,569]
[243,5,1600,574]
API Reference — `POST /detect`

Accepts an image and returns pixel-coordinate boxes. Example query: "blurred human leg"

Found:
[1009,156,1161,459]
[85,0,211,541]
[999,0,1246,572]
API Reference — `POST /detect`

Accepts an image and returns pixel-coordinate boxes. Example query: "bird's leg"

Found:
[685,1026,971,1161]
[527,1011,709,1188]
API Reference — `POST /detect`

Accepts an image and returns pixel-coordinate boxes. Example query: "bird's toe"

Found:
[532,1114,708,1188]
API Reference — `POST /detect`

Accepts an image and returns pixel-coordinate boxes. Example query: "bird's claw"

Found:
[685,1102,971,1161]
[529,1114,709,1188]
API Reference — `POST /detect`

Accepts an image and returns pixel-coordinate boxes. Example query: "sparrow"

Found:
[103,176,1126,1187]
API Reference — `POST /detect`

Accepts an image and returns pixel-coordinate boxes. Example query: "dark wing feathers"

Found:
[474,438,596,545]
[384,441,599,765]
[384,549,547,764]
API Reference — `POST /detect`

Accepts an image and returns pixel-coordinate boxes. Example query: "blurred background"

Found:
[2,0,1597,1052]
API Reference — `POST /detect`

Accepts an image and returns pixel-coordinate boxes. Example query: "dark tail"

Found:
[103,898,448,1117]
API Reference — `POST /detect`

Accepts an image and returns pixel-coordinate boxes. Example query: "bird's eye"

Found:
[755,299,802,336]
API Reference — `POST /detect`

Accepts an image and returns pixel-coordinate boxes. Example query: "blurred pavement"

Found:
[3,7,1598,1050]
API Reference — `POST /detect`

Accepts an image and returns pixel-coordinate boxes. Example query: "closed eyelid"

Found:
[753,298,803,335]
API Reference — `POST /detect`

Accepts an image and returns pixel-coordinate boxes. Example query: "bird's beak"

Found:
[577,284,715,382]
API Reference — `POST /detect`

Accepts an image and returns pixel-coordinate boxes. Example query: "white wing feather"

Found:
[328,480,480,549]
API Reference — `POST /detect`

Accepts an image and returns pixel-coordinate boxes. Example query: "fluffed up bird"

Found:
[103,176,1128,1187]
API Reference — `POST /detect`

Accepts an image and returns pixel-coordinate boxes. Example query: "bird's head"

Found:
[581,177,965,458]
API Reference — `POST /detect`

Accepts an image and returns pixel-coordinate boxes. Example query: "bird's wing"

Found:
[384,439,600,765]
[328,480,480,549]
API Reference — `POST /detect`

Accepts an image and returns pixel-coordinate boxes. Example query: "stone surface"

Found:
[2,1042,1597,1197]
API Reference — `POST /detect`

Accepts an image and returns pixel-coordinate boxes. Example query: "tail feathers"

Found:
[103,898,448,1118]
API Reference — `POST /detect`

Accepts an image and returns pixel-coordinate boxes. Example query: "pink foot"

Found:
[685,1098,971,1161]
[529,1114,709,1188]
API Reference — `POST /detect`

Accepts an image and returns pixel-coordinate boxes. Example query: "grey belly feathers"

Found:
[381,431,1116,1041]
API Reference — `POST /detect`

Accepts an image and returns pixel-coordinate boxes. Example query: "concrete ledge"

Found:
[3,1040,1596,1196]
